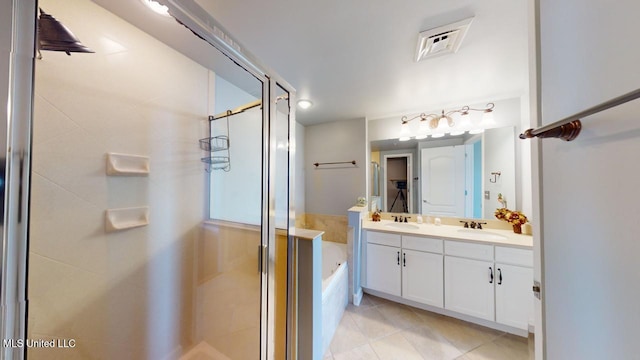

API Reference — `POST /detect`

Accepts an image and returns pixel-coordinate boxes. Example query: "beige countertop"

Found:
[362,220,533,249]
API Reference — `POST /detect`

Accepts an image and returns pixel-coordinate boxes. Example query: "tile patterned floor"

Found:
[325,294,532,360]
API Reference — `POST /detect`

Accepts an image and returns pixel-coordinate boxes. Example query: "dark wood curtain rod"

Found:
[520,88,640,141]
[314,160,356,167]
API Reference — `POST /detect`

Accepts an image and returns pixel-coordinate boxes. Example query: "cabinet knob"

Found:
[397,251,400,265]
[497,268,502,285]
[489,267,494,284]
[403,253,406,267]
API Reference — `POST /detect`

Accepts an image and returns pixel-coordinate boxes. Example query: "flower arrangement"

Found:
[495,208,528,234]
[494,208,528,225]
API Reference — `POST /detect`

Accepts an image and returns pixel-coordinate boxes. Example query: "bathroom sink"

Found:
[456,228,507,241]
[384,222,420,230]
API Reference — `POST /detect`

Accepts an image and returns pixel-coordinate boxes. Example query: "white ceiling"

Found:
[194,0,531,125]
[94,0,530,126]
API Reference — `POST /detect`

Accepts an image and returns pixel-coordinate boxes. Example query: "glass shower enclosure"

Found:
[1,0,296,359]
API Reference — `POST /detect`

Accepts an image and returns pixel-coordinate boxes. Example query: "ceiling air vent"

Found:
[415,17,474,62]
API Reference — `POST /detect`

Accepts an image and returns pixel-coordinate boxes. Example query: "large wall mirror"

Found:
[369,98,521,220]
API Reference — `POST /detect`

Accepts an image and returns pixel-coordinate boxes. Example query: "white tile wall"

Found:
[29,0,207,357]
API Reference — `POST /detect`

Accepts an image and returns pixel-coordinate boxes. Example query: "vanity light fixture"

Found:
[398,103,495,141]
[140,0,171,17]
[297,99,313,110]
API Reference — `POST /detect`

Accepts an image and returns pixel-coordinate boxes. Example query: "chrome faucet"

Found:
[460,220,487,229]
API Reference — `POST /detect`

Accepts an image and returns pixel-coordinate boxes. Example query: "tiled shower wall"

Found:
[28,0,207,358]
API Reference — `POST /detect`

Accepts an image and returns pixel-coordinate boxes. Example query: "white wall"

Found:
[305,118,367,216]
[539,1,640,359]
[28,0,207,357]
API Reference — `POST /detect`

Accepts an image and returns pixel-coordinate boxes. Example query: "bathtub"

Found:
[321,241,348,355]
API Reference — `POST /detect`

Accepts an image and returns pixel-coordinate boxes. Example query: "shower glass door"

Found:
[22,0,293,359]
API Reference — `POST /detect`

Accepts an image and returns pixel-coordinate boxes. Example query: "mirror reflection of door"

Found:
[384,154,412,213]
[421,145,465,217]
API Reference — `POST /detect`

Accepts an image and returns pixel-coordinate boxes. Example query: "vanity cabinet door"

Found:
[444,256,495,321]
[402,249,443,307]
[366,243,401,296]
[495,263,533,330]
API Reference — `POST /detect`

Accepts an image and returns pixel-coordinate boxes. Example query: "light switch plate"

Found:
[484,191,490,200]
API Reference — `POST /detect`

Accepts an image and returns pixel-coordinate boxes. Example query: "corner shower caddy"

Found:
[200,112,231,172]
[200,99,262,172]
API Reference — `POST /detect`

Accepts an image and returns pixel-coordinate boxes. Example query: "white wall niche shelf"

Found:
[106,153,150,176]
[105,206,149,233]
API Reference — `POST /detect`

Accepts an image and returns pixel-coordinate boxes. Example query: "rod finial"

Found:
[519,120,582,141]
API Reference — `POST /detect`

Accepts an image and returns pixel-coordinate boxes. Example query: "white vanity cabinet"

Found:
[494,247,534,330]
[444,241,495,320]
[365,232,401,296]
[444,241,533,330]
[362,227,533,334]
[364,231,443,307]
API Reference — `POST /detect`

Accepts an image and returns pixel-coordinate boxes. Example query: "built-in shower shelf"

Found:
[199,135,229,152]
[105,206,149,233]
[106,153,150,176]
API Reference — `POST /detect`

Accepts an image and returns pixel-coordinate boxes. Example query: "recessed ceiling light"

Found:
[297,99,313,109]
[140,0,171,17]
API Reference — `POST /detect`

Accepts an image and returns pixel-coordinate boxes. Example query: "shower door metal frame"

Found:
[0,1,37,359]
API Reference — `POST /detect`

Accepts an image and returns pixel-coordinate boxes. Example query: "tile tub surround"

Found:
[301,213,349,244]
[325,293,532,360]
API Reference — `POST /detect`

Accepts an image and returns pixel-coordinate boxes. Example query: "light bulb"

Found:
[399,121,411,141]
[415,119,429,139]
[458,112,471,130]
[481,109,495,126]
[297,99,313,109]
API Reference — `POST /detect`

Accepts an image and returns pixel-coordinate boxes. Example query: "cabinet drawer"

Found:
[366,231,401,247]
[402,235,443,254]
[444,241,493,261]
[495,246,533,267]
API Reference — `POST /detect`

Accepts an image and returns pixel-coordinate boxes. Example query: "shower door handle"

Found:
[258,245,263,274]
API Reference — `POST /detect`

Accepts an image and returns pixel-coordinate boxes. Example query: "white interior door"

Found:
[538,1,640,359]
[421,146,465,217]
